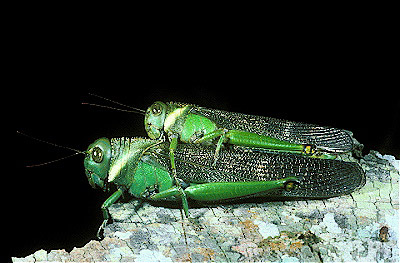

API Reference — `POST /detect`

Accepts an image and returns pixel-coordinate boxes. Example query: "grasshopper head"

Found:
[144,101,168,139]
[84,138,112,189]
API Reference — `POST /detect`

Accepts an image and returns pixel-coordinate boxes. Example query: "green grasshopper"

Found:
[140,101,355,198]
[85,95,353,165]
[84,136,365,237]
[143,102,353,163]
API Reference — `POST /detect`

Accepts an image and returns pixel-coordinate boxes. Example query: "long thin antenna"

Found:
[26,152,81,167]
[81,102,140,113]
[88,93,146,115]
[17,131,84,154]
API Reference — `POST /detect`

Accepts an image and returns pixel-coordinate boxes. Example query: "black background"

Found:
[9,13,399,262]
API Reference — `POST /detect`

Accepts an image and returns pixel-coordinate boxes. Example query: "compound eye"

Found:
[92,146,104,163]
[151,103,162,116]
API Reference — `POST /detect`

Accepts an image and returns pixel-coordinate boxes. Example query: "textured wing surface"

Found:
[154,143,365,199]
[190,106,353,153]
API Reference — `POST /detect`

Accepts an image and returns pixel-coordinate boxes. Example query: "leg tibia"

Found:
[151,186,190,217]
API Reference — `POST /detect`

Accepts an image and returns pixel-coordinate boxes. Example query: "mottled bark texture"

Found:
[13,150,399,262]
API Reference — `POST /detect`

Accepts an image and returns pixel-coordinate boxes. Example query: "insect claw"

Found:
[96,220,107,240]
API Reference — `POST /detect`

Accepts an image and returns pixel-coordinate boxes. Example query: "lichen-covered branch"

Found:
[13,151,399,262]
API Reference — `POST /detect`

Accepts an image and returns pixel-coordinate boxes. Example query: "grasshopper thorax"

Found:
[84,138,112,189]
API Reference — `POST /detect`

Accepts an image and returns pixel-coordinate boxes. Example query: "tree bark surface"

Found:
[13,151,399,262]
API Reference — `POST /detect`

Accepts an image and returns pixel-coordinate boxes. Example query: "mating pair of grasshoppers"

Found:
[82,95,365,236]
[21,94,365,238]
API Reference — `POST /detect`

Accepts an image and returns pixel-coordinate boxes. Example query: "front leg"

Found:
[168,134,190,217]
[97,189,123,239]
